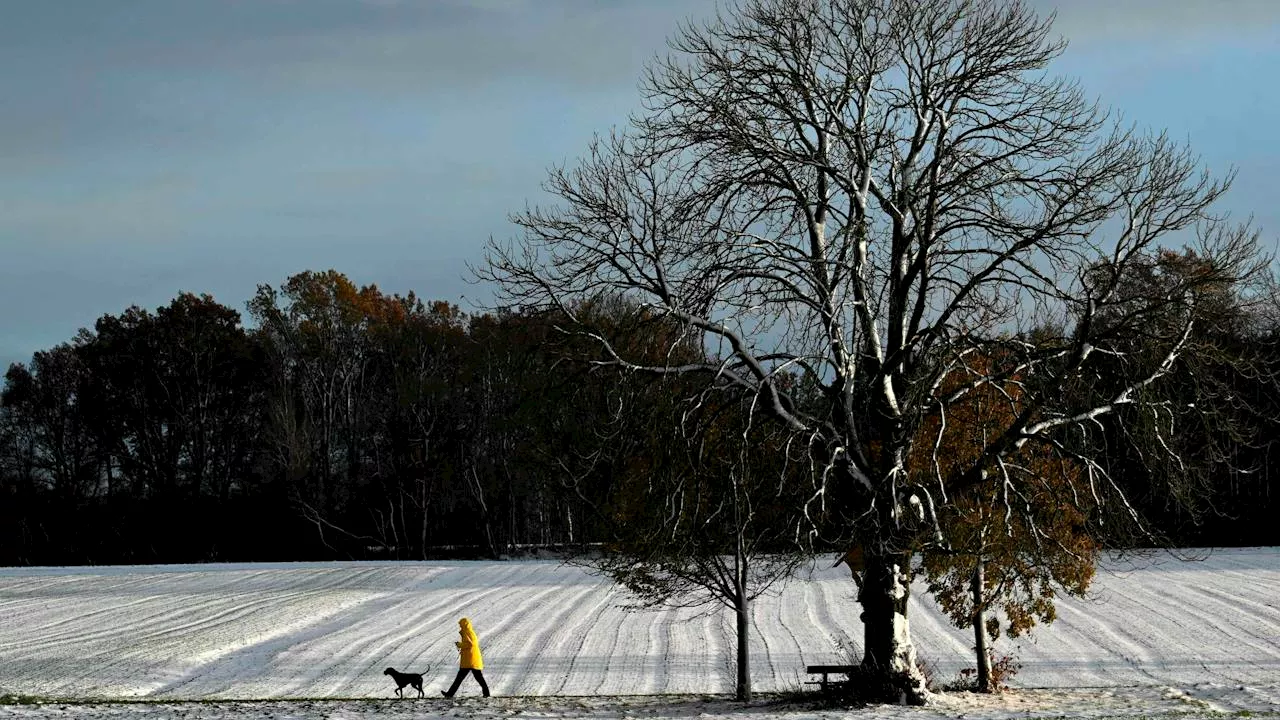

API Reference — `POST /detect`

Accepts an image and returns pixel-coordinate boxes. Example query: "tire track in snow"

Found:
[1010,596,1107,687]
[5,588,291,697]
[1124,581,1250,683]
[644,593,673,694]
[420,563,580,698]
[748,606,778,691]
[583,593,629,695]
[1188,582,1280,635]
[11,566,398,698]
[9,566,385,656]
[155,567,443,698]
[491,580,602,695]
[630,597,671,694]
[807,571,863,663]
[767,574,843,690]
[906,590,973,682]
[1024,586,1166,687]
[435,573,567,696]
[711,605,737,694]
[599,598,692,695]
[8,590,227,648]
[124,589,374,696]
[1160,583,1280,679]
[285,571,466,697]
[328,562,565,698]
[1090,575,1266,686]
[265,564,525,698]
[807,575,854,660]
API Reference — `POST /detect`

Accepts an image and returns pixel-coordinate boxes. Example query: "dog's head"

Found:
[383,667,395,676]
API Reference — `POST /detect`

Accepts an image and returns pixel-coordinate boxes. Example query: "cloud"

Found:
[1031,0,1280,45]
[248,1,716,94]
[0,0,716,173]
[4,1,714,92]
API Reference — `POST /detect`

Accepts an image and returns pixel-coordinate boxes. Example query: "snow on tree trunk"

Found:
[860,551,928,705]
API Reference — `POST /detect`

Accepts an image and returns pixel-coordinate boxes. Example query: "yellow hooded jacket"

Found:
[455,618,484,670]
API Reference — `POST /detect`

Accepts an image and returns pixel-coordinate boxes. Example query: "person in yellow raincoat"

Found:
[441,617,490,697]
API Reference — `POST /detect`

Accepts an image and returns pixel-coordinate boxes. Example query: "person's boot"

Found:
[441,691,453,698]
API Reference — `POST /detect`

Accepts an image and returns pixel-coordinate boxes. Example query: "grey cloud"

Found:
[0,1,714,168]
[1,1,715,92]
[1031,0,1280,44]
[234,1,717,95]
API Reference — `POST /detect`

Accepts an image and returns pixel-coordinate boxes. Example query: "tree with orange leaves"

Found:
[912,354,1095,692]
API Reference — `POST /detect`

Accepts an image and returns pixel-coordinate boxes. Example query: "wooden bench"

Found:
[805,664,857,692]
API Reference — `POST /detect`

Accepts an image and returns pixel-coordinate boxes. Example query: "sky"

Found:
[2,0,1278,370]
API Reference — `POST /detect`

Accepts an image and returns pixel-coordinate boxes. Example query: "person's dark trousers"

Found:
[442,668,490,697]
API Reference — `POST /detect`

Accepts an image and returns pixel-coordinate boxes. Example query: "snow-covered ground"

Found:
[0,548,1277,719]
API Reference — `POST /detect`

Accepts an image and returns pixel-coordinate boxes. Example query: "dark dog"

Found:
[384,667,425,698]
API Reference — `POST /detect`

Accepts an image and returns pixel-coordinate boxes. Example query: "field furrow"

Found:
[0,550,1276,702]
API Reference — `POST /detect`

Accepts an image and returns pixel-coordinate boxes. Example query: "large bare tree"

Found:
[482,0,1266,703]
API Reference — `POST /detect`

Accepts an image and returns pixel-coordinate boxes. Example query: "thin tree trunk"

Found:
[467,465,499,559]
[734,527,752,701]
[420,474,429,560]
[859,550,928,705]
[972,557,992,692]
[732,473,752,702]
[735,593,751,701]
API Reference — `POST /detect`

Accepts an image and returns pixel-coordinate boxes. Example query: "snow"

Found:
[0,548,1277,719]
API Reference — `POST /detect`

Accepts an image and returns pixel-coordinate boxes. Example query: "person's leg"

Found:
[442,668,468,697]
[471,669,491,697]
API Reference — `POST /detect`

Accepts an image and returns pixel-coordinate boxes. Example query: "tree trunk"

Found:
[420,475,429,561]
[734,566,752,701]
[971,558,992,692]
[467,465,499,559]
[732,474,751,702]
[735,594,751,701]
[859,550,928,705]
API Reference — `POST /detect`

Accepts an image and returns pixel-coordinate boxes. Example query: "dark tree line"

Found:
[1084,252,1280,549]
[0,272,638,565]
[1,267,1278,567]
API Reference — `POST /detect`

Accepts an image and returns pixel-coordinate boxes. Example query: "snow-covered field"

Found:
[0,548,1277,719]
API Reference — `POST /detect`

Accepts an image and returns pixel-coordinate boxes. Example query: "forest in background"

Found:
[1,268,1277,566]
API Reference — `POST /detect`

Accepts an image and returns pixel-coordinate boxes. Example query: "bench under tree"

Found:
[805,664,858,693]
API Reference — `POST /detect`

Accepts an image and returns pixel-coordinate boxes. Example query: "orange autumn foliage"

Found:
[914,353,1097,640]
